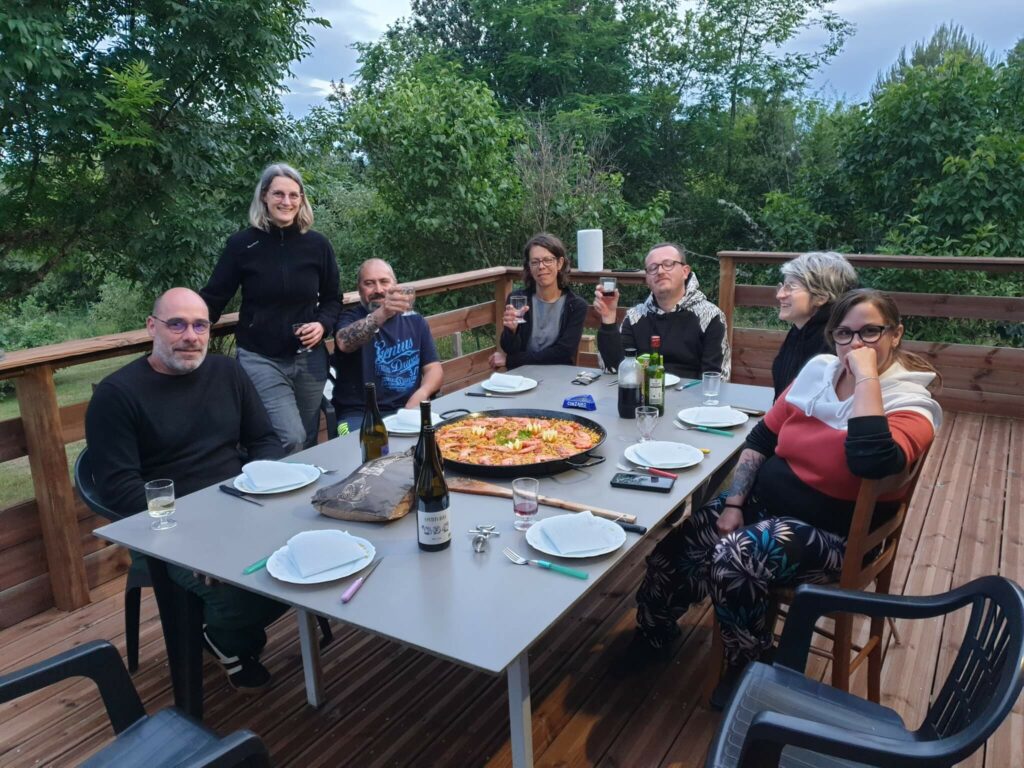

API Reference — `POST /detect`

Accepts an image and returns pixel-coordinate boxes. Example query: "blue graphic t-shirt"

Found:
[332,306,440,412]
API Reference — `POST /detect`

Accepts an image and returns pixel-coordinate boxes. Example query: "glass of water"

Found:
[145,479,176,531]
[400,285,416,316]
[635,405,659,442]
[702,372,722,406]
[509,295,528,324]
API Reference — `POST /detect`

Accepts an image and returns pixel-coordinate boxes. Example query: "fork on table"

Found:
[502,548,588,579]
[672,420,734,438]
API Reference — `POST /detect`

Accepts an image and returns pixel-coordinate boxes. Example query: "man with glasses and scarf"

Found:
[595,243,731,379]
[85,288,288,692]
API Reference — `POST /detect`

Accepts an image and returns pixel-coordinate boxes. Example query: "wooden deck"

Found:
[1,411,1021,768]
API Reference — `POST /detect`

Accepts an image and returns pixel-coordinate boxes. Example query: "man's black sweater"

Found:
[84,355,285,518]
[200,225,342,359]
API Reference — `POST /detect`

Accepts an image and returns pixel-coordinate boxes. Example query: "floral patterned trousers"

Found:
[636,496,847,665]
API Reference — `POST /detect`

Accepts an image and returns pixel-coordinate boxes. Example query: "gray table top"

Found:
[96,364,773,675]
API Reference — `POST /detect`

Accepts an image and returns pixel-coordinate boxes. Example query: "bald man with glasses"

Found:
[594,243,731,379]
[85,288,289,692]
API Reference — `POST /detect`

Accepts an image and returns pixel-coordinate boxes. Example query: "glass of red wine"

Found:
[512,477,539,531]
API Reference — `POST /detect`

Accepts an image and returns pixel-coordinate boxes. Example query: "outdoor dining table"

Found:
[95,364,773,768]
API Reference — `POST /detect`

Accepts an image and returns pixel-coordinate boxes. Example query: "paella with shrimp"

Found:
[436,415,602,468]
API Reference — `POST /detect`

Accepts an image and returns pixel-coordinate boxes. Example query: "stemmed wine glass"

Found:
[509,295,528,324]
[635,406,659,442]
[292,323,312,354]
[145,479,177,531]
[400,285,416,316]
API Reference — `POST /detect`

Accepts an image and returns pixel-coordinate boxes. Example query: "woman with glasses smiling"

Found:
[200,163,341,454]
[489,233,588,370]
[772,251,858,400]
[630,288,940,707]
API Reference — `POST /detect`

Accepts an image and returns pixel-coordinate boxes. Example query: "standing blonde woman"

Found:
[201,163,341,453]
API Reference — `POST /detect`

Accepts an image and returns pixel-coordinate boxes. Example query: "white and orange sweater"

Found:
[745,355,940,535]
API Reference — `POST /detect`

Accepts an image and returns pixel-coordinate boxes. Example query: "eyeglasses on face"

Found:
[829,324,892,345]
[269,190,302,202]
[151,316,211,335]
[776,281,807,295]
[645,260,685,275]
[529,256,559,269]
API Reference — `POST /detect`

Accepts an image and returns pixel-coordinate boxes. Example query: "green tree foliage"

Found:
[0,0,324,298]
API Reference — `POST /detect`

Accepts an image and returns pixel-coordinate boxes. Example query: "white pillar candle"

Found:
[577,229,603,272]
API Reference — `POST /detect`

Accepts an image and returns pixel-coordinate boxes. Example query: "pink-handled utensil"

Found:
[341,558,383,603]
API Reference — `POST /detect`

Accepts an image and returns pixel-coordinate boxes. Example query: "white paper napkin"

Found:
[286,530,367,578]
[242,461,313,492]
[691,406,739,426]
[632,442,690,467]
[540,512,620,556]
[393,408,421,430]
[488,372,525,390]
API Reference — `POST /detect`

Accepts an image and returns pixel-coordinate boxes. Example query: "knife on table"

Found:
[219,484,264,506]
[341,558,384,603]
[465,391,518,398]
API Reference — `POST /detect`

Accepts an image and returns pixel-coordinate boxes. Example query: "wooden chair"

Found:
[704,450,930,705]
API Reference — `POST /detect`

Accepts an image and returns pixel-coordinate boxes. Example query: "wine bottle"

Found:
[646,335,665,415]
[359,383,389,462]
[415,425,451,551]
[412,399,439,482]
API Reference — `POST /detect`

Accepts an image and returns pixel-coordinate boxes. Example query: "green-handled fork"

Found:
[502,548,588,579]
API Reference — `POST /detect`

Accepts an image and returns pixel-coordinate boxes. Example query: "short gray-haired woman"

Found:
[200,163,341,453]
[772,251,858,399]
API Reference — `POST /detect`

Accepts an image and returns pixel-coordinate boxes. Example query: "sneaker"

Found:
[202,628,271,693]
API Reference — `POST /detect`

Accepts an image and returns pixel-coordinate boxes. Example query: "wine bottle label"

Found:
[418,509,451,545]
[649,380,664,405]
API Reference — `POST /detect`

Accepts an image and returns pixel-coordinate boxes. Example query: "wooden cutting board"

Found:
[447,477,637,523]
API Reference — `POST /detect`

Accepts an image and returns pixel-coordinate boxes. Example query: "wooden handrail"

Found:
[718,251,1024,272]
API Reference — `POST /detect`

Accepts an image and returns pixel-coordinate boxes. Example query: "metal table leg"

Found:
[296,609,325,708]
[507,651,534,768]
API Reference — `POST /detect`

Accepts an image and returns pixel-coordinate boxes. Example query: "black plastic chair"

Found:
[75,447,333,677]
[0,639,270,767]
[705,576,1024,768]
[75,447,149,673]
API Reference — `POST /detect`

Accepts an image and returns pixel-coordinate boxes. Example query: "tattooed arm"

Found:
[724,448,768,508]
[335,310,381,353]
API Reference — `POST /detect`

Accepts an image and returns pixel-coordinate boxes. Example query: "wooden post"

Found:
[494,274,514,349]
[452,331,464,358]
[717,254,737,356]
[16,366,90,610]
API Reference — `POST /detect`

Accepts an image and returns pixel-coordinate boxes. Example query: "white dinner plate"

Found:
[525,515,626,559]
[266,535,375,584]
[481,376,538,394]
[233,464,321,495]
[383,412,442,436]
[625,441,705,469]
[676,406,750,429]
[616,373,680,387]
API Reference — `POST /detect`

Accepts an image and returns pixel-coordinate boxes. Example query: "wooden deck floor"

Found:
[1,411,1021,768]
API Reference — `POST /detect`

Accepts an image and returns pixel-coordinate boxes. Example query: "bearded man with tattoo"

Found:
[331,259,442,431]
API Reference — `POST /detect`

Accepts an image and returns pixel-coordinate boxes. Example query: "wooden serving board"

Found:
[448,477,637,523]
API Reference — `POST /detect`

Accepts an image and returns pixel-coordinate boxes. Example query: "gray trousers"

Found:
[237,346,328,454]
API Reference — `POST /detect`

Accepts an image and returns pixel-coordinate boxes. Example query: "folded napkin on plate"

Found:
[632,442,688,466]
[286,530,367,578]
[242,461,312,491]
[690,406,738,425]
[488,372,525,390]
[393,408,421,430]
[540,511,620,556]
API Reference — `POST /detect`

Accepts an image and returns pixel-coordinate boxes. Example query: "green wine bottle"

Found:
[415,425,451,551]
[359,383,389,462]
[646,335,665,416]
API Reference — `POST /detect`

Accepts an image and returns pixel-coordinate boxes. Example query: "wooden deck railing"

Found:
[0,266,645,627]
[1,255,1019,627]
[718,252,1024,416]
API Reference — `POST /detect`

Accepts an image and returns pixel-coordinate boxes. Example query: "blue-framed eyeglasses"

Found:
[151,316,211,335]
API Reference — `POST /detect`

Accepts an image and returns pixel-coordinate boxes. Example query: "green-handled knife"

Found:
[242,556,269,575]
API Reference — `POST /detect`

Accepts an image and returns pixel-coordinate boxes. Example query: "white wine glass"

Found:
[145,478,177,531]
[400,285,416,316]
[635,406,659,442]
[510,295,528,324]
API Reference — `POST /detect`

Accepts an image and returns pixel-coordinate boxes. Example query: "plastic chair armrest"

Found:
[179,729,271,768]
[0,640,144,733]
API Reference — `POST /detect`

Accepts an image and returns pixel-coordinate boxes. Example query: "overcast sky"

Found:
[281,0,1024,115]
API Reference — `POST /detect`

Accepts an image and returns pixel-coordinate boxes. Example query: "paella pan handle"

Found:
[439,408,471,420]
[564,453,605,471]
